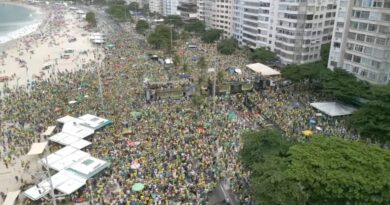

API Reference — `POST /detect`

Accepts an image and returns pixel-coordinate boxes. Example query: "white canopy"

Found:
[49,150,90,171]
[42,126,56,136]
[70,139,91,149]
[62,123,94,139]
[57,115,80,124]
[3,190,20,205]
[246,63,280,76]
[68,156,109,178]
[310,102,357,117]
[27,142,48,156]
[23,170,87,200]
[78,114,112,130]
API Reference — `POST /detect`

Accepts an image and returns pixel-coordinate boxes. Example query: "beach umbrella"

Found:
[131,111,142,119]
[197,127,206,134]
[132,183,144,192]
[302,130,314,137]
[121,129,131,135]
[130,162,141,170]
[228,111,237,122]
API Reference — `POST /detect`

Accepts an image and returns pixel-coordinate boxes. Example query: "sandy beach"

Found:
[0,2,103,94]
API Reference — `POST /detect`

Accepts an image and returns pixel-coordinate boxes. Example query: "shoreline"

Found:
[0,3,104,94]
[0,1,46,48]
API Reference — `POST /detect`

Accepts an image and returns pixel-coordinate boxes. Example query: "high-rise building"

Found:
[233,0,337,64]
[149,0,163,14]
[198,0,233,36]
[177,0,198,20]
[328,0,390,84]
[162,0,180,16]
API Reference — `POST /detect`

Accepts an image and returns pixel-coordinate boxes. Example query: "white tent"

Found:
[61,123,94,139]
[27,142,48,156]
[68,156,110,178]
[23,170,87,200]
[310,102,357,117]
[78,114,112,130]
[246,63,280,76]
[49,150,90,171]
[70,139,91,149]
[42,126,56,136]
[3,190,20,205]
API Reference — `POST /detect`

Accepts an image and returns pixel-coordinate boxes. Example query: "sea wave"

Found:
[0,21,42,44]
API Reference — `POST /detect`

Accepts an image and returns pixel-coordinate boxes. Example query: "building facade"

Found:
[149,0,163,14]
[233,0,337,64]
[328,0,390,84]
[177,1,198,19]
[162,0,180,16]
[199,0,234,36]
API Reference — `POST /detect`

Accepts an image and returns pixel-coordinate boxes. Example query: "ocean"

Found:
[0,3,43,44]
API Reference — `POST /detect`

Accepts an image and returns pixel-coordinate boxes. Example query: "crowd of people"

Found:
[0,15,359,205]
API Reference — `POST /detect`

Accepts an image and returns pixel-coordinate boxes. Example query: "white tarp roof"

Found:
[310,102,357,117]
[70,139,92,149]
[43,126,56,136]
[23,170,87,200]
[78,114,111,130]
[68,156,109,178]
[49,150,90,171]
[3,190,20,205]
[27,142,48,156]
[246,63,280,76]
[62,123,94,139]
[57,115,80,124]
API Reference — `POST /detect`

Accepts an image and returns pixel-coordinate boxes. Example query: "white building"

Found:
[149,0,163,14]
[233,0,337,64]
[162,0,180,16]
[328,0,390,84]
[198,0,233,36]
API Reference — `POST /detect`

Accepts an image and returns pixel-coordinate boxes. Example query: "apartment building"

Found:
[177,0,198,20]
[328,0,390,84]
[162,0,180,16]
[233,0,337,64]
[198,0,233,36]
[149,0,163,14]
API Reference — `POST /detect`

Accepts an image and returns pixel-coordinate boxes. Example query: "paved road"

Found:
[208,182,239,205]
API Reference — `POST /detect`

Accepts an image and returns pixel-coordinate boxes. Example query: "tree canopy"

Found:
[135,20,149,34]
[128,2,139,11]
[348,84,390,143]
[201,29,222,43]
[320,43,330,66]
[217,38,238,55]
[106,3,131,21]
[249,48,277,63]
[164,15,184,28]
[147,24,177,50]
[85,11,97,27]
[184,19,205,34]
[241,129,390,205]
[288,137,390,204]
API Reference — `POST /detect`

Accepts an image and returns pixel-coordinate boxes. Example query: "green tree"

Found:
[240,129,292,169]
[249,48,277,63]
[147,24,177,49]
[321,68,370,103]
[217,38,238,55]
[128,2,139,11]
[85,11,97,27]
[251,157,308,205]
[184,19,205,34]
[135,20,149,34]
[288,137,390,204]
[106,4,131,21]
[349,84,390,143]
[164,15,184,28]
[197,56,207,70]
[201,29,222,43]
